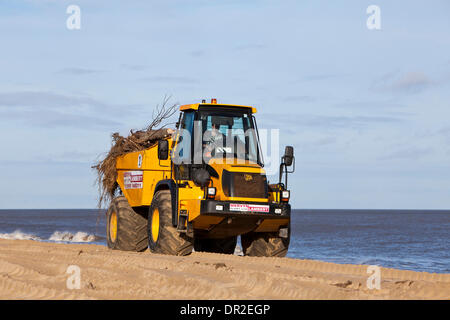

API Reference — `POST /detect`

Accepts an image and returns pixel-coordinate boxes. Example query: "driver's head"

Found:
[211,122,220,130]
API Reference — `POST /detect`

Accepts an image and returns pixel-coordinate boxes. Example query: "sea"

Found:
[0,209,448,274]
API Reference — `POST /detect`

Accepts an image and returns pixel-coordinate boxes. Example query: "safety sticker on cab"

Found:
[123,171,143,189]
[229,203,269,213]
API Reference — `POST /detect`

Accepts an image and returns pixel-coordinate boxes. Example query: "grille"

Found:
[222,170,268,198]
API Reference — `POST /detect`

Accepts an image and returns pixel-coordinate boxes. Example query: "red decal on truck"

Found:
[123,171,143,189]
[229,203,270,213]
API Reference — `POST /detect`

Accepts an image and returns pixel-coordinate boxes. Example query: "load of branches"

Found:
[93,98,178,208]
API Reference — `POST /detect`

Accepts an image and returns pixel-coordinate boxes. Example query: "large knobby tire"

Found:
[194,236,237,254]
[106,196,148,252]
[147,190,193,256]
[241,227,290,257]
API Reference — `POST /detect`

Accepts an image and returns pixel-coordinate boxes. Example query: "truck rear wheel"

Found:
[241,228,290,257]
[106,196,148,252]
[194,236,237,254]
[147,190,193,256]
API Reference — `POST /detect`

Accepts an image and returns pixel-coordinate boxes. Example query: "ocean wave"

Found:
[48,231,99,243]
[0,230,99,243]
[0,230,42,241]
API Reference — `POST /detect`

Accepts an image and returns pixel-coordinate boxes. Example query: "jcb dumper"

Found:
[106,99,295,256]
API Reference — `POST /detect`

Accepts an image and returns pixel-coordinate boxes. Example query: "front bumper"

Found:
[200,200,290,219]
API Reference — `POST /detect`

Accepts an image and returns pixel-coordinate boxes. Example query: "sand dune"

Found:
[0,239,448,300]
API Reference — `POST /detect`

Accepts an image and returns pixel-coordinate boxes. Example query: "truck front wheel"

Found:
[147,190,193,256]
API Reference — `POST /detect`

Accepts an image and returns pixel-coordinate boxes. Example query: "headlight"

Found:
[281,190,290,202]
[207,187,216,199]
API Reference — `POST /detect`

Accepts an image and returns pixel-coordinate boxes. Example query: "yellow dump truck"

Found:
[106,99,295,256]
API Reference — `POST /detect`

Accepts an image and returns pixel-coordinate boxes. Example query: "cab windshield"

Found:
[198,107,262,165]
[174,107,263,166]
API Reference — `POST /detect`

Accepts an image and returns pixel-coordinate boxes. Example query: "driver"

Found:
[203,121,225,160]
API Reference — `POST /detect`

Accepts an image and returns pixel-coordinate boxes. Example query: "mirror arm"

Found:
[285,164,288,188]
[279,157,286,187]
[279,156,295,189]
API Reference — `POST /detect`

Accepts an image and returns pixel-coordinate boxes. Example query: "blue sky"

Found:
[0,0,449,209]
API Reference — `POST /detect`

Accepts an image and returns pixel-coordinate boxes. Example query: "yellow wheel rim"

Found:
[151,208,160,243]
[110,211,117,242]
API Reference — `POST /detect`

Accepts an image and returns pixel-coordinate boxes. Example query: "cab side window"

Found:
[176,111,194,162]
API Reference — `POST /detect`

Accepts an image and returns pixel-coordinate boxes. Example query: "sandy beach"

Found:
[0,239,448,300]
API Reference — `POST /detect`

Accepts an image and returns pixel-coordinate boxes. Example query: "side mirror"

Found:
[283,146,294,166]
[158,140,169,160]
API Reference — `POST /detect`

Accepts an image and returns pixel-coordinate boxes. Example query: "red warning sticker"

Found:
[123,171,143,189]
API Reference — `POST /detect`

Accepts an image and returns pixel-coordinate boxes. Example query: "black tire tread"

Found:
[148,190,193,256]
[106,196,148,252]
[241,231,289,257]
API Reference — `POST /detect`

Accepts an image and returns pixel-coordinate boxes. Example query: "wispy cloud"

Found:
[282,95,316,103]
[333,99,407,110]
[303,74,344,81]
[380,147,433,160]
[390,72,434,93]
[189,50,205,57]
[57,67,105,75]
[371,71,435,94]
[138,75,197,83]
[233,44,266,51]
[120,64,149,71]
[0,91,106,108]
[290,73,348,84]
[35,151,99,163]
[438,126,450,136]
[314,136,337,146]
[0,90,139,129]
[0,106,121,129]
[260,113,402,129]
